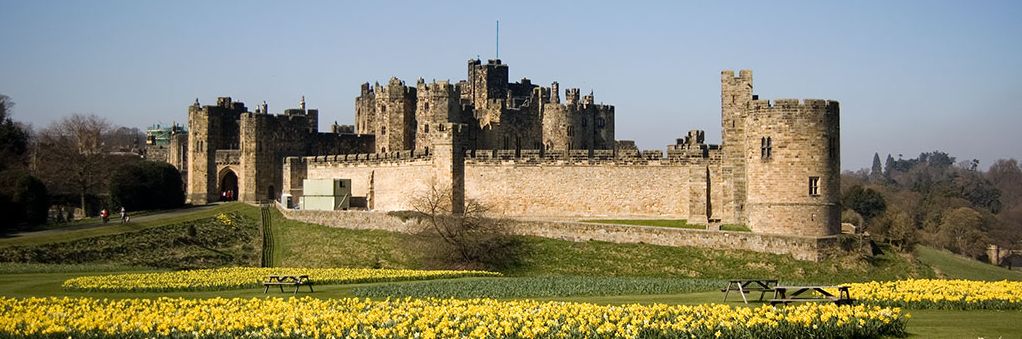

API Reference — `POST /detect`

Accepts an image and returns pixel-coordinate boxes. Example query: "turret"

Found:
[743,99,841,236]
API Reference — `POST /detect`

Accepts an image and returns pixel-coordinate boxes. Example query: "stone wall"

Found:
[304,158,434,211]
[276,206,835,261]
[464,161,694,218]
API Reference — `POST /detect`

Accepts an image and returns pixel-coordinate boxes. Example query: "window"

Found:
[381,126,386,135]
[828,135,837,159]
[760,137,772,159]
[809,176,820,196]
[597,117,606,128]
[567,126,574,137]
[424,124,429,133]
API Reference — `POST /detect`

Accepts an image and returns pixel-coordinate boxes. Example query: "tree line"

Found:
[0,94,183,233]
[843,151,1022,260]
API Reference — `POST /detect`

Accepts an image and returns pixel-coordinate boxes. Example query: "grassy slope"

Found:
[0,204,245,248]
[271,208,421,269]
[0,204,262,270]
[270,211,933,283]
[914,245,1022,280]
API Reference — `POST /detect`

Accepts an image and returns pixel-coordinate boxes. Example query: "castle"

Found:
[172,59,840,237]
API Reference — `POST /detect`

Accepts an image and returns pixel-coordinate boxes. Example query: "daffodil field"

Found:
[845,279,1022,310]
[62,267,500,292]
[0,296,907,338]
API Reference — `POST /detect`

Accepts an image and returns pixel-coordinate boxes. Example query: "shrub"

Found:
[109,160,183,211]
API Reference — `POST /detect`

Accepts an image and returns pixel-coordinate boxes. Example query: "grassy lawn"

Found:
[915,245,1022,280]
[580,219,704,230]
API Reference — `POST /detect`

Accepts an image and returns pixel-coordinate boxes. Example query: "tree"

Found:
[34,114,117,214]
[988,159,1022,210]
[411,185,522,269]
[0,94,30,172]
[934,207,988,258]
[0,170,49,231]
[884,154,895,179]
[843,185,887,221]
[870,153,883,182]
[109,161,184,211]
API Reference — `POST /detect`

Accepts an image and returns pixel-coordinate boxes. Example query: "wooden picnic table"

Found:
[721,279,778,303]
[769,285,852,306]
[262,275,314,294]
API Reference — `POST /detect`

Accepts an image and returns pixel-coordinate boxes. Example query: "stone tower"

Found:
[415,80,462,155]
[743,99,841,236]
[355,83,376,135]
[187,97,246,204]
[429,122,465,214]
[374,78,417,153]
[720,70,753,224]
[467,59,509,123]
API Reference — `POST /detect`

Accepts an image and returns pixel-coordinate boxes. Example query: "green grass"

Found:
[351,276,724,299]
[0,204,246,248]
[0,262,150,274]
[0,269,1015,338]
[719,224,751,232]
[580,219,704,230]
[272,208,422,269]
[914,245,1022,281]
[0,210,261,270]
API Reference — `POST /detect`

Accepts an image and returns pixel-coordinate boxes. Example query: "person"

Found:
[100,208,109,224]
[120,207,128,224]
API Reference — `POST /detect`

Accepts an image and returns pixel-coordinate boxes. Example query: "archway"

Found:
[219,170,238,201]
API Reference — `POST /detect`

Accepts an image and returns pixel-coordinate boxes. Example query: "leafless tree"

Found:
[411,184,522,267]
[34,114,117,214]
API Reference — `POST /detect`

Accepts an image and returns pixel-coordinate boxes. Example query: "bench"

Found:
[262,275,314,294]
[721,279,778,303]
[769,285,852,306]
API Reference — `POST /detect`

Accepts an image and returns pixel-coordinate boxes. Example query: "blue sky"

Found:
[1,0,1020,170]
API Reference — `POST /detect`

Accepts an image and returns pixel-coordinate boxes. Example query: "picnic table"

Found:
[721,279,778,303]
[769,285,852,306]
[262,275,314,294]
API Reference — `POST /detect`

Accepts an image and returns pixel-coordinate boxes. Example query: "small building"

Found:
[300,178,351,211]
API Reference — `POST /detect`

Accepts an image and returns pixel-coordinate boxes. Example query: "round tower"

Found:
[743,99,840,236]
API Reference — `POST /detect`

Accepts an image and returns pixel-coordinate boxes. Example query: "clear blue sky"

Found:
[2,0,1020,170]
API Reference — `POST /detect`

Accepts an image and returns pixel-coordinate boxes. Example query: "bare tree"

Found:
[34,114,115,214]
[411,184,522,267]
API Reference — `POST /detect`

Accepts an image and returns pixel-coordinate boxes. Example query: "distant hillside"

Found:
[915,245,1022,281]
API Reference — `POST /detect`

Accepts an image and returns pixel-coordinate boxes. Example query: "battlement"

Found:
[749,98,839,113]
[295,150,433,168]
[461,147,720,166]
[721,69,753,81]
[375,77,416,98]
[416,79,458,97]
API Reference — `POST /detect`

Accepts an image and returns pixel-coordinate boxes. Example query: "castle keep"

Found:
[184,59,840,238]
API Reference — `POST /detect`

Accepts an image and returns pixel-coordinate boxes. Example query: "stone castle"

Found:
[159,59,840,238]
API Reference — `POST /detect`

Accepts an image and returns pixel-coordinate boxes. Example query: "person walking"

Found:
[120,207,128,224]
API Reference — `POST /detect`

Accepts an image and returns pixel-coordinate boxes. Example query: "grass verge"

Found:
[351,276,723,299]
[580,219,703,230]
[914,245,1022,281]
